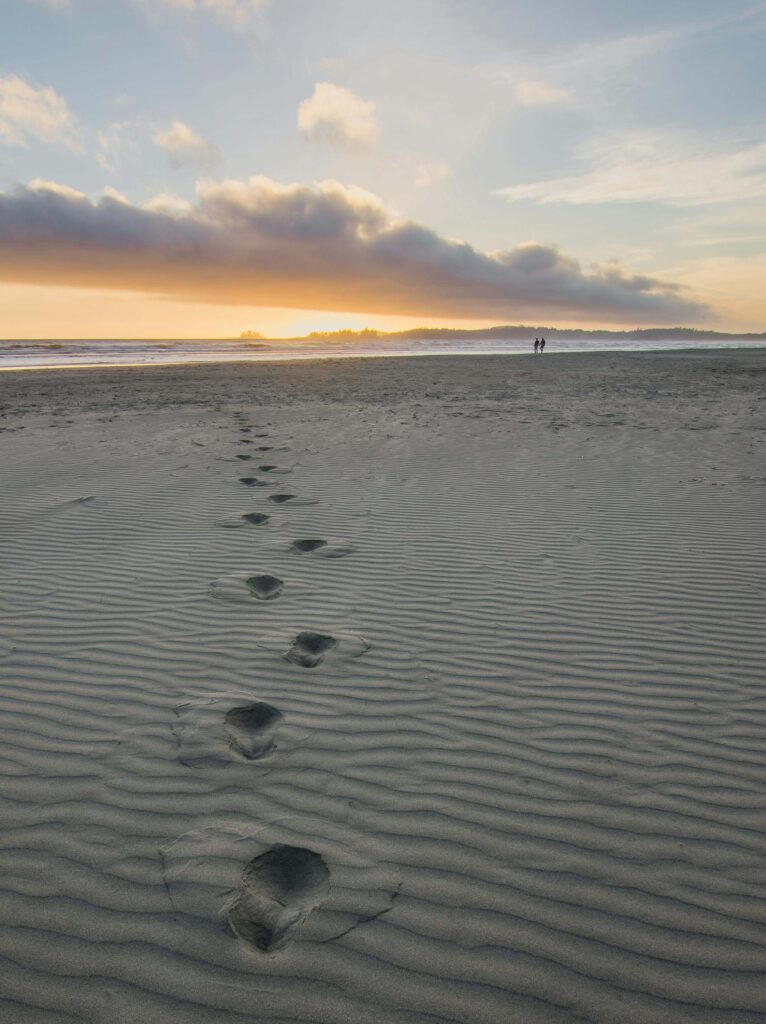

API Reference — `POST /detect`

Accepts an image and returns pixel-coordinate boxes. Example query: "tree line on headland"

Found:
[240,326,766,343]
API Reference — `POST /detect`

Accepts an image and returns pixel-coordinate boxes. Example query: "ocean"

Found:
[1,334,764,370]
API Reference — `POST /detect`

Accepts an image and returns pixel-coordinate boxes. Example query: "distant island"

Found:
[241,325,766,343]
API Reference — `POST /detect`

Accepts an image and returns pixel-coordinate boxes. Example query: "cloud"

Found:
[96,120,142,173]
[38,0,271,25]
[0,74,77,148]
[484,25,675,113]
[487,7,766,116]
[141,192,193,215]
[415,161,450,188]
[563,26,677,82]
[513,80,572,108]
[23,0,72,8]
[154,120,219,170]
[141,0,269,26]
[0,175,708,324]
[497,133,766,207]
[298,83,379,151]
[21,0,71,8]
[675,204,766,252]
[26,178,85,200]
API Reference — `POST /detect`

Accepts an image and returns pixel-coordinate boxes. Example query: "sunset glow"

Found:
[2,1,765,336]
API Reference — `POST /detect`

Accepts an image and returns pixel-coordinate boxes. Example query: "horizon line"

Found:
[3,325,766,343]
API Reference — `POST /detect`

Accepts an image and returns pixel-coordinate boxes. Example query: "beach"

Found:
[1,349,765,1023]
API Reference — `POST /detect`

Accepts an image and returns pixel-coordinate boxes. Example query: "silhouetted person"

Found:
[533,338,539,353]
[539,337,546,353]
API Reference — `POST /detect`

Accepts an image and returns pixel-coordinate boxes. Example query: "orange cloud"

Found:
[0,176,708,323]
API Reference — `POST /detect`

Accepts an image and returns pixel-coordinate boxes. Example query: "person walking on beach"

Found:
[539,337,546,353]
[534,338,539,353]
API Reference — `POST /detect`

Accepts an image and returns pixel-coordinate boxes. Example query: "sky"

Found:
[1,0,765,338]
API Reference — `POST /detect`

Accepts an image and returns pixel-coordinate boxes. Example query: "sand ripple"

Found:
[1,352,765,1022]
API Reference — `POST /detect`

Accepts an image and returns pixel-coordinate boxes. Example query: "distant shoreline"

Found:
[2,325,766,345]
[292,325,766,343]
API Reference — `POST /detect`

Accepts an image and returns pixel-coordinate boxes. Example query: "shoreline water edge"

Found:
[2,335,766,371]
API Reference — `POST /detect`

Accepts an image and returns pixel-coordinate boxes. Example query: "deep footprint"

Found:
[246,575,284,600]
[228,845,330,952]
[236,454,253,460]
[291,539,328,553]
[224,702,283,760]
[242,512,270,526]
[286,631,337,668]
[240,477,269,487]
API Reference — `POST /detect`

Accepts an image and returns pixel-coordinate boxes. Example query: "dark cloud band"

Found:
[0,176,708,322]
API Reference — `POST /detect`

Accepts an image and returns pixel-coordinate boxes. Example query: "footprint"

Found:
[240,477,269,487]
[215,512,272,529]
[173,696,287,767]
[290,539,355,559]
[245,575,283,601]
[285,631,337,668]
[256,445,273,451]
[228,845,330,953]
[211,571,286,603]
[224,702,283,760]
[268,493,316,505]
[162,823,399,946]
[291,539,328,553]
[258,629,369,666]
[236,454,253,461]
